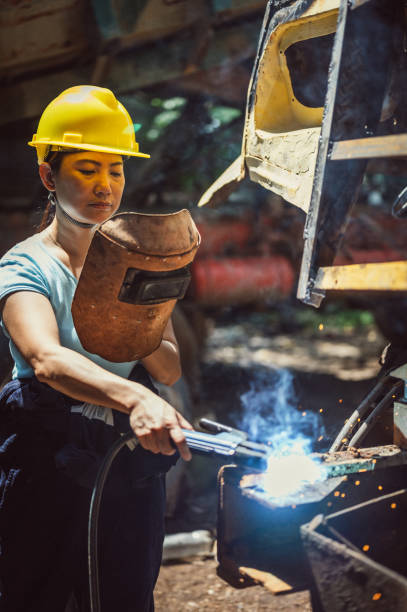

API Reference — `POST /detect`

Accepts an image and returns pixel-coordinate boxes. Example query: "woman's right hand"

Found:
[129,393,193,461]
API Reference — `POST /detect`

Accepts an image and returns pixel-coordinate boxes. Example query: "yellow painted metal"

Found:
[330,134,407,160]
[314,261,407,291]
[198,0,341,211]
[198,156,245,207]
[254,3,339,133]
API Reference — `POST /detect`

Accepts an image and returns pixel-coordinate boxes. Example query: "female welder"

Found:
[0,85,193,612]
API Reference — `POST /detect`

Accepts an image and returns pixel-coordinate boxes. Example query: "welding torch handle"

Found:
[199,418,233,434]
[199,418,248,440]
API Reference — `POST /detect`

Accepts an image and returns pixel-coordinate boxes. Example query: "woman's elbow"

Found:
[31,348,61,383]
[158,362,182,386]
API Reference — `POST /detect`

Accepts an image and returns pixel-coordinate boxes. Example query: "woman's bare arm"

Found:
[141,317,181,386]
[2,291,192,459]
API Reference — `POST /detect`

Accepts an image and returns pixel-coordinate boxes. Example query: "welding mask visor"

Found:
[71,210,200,362]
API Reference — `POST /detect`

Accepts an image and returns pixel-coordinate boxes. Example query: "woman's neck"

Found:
[42,214,96,279]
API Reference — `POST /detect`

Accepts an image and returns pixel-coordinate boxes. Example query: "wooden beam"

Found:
[0,18,261,126]
[330,134,407,160]
[314,261,407,291]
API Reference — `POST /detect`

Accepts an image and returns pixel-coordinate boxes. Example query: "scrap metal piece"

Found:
[301,489,407,612]
[199,0,339,211]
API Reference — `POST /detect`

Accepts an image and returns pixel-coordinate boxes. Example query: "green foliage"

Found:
[209,105,241,125]
[295,305,374,334]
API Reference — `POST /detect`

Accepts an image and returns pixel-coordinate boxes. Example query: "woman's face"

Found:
[52,151,125,225]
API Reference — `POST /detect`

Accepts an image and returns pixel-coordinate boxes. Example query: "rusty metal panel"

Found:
[301,489,407,612]
[0,0,89,78]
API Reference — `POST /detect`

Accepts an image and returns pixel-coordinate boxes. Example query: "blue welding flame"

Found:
[239,369,328,500]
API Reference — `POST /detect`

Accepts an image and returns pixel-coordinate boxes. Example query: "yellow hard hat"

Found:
[28,85,150,164]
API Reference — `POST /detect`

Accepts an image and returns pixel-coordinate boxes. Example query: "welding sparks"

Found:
[239,369,327,502]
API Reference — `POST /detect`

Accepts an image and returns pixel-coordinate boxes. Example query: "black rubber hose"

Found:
[88,431,137,612]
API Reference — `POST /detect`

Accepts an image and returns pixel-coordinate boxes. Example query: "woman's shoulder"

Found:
[1,233,45,265]
[0,234,52,298]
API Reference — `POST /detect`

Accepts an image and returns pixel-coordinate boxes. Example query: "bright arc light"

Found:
[261,453,328,499]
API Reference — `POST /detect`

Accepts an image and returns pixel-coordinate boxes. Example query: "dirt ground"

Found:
[156,558,311,611]
[155,310,386,611]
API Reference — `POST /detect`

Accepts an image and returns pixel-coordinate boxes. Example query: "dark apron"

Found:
[0,364,177,612]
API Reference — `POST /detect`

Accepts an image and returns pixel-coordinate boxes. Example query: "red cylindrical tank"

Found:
[191,256,295,305]
[195,221,252,258]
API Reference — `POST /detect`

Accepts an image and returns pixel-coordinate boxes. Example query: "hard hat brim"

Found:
[28,139,150,160]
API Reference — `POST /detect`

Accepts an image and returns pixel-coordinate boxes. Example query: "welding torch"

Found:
[184,417,270,470]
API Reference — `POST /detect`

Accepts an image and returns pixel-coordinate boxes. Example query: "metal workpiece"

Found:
[321,445,407,477]
[301,489,407,612]
[216,453,407,591]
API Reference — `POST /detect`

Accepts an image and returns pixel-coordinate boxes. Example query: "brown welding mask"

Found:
[71,210,200,362]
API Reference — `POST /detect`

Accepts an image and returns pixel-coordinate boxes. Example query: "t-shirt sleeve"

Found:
[0,250,50,302]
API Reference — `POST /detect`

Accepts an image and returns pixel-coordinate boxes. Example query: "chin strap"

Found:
[48,192,97,229]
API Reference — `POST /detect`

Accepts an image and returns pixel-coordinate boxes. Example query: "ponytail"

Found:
[38,194,56,232]
[37,151,65,232]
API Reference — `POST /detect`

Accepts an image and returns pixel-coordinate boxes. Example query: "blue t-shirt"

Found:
[0,233,137,379]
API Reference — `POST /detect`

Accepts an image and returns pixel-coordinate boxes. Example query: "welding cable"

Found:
[88,431,136,612]
[329,376,391,452]
[346,381,403,449]
[88,425,268,611]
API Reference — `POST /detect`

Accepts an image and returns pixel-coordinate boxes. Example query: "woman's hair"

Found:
[37,152,66,232]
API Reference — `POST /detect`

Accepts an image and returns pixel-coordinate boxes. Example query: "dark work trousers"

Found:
[0,366,177,612]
